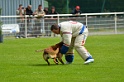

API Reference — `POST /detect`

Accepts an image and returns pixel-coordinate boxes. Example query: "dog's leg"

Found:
[43,53,50,65]
[53,58,59,65]
[46,59,50,65]
[58,58,64,65]
[58,53,64,65]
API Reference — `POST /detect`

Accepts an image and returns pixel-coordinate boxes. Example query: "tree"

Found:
[46,0,68,13]
[69,0,124,13]
[46,0,124,13]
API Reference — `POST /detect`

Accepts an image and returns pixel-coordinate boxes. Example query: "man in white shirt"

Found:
[51,21,94,64]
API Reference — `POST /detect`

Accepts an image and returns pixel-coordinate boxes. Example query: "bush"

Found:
[0,8,2,35]
[0,8,3,43]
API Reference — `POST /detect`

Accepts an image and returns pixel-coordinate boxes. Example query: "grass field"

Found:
[0,34,124,82]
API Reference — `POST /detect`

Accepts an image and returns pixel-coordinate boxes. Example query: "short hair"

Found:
[51,24,59,30]
[51,6,55,9]
[19,4,22,7]
[38,5,42,7]
[28,5,32,8]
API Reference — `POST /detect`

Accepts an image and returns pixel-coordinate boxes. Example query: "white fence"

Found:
[0,12,124,38]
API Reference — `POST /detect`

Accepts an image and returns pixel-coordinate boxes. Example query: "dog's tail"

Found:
[35,49,44,52]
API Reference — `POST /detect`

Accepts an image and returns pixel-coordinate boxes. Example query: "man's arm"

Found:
[60,32,72,54]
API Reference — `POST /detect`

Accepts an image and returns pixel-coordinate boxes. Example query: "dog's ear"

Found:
[51,42,63,50]
[55,42,63,48]
[51,45,58,50]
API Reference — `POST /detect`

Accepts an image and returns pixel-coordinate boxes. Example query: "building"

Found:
[0,0,48,15]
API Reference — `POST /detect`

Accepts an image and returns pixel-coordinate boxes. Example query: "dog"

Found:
[35,42,64,65]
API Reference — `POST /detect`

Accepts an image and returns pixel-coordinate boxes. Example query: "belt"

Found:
[79,25,86,34]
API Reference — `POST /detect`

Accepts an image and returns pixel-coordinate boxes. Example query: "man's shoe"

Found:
[66,61,72,64]
[84,59,94,64]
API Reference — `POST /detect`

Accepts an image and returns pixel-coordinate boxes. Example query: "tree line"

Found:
[46,0,124,13]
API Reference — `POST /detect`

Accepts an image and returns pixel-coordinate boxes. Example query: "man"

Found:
[44,7,49,15]
[25,5,34,34]
[49,6,58,18]
[25,5,34,23]
[49,6,58,14]
[72,6,82,16]
[33,5,45,34]
[16,4,25,22]
[16,4,25,38]
[51,21,94,64]
[34,5,45,17]
[25,5,33,15]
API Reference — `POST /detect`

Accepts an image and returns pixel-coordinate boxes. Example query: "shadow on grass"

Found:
[28,63,64,66]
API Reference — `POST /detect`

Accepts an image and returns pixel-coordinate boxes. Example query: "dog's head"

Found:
[51,42,63,50]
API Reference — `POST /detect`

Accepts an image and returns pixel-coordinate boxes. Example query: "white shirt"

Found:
[59,21,88,45]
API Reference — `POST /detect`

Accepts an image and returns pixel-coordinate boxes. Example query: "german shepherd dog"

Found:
[35,42,64,65]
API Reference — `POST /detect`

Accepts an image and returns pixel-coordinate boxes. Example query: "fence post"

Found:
[42,18,45,35]
[85,15,88,26]
[114,13,117,34]
[57,14,60,24]
[25,15,27,38]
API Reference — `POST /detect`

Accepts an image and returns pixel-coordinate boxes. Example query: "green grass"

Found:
[0,34,124,82]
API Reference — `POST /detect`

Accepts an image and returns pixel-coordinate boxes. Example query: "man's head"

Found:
[19,4,23,9]
[51,24,60,34]
[28,5,32,10]
[19,4,22,7]
[51,6,55,12]
[38,5,42,10]
[76,6,80,11]
[44,7,48,11]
